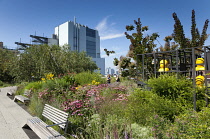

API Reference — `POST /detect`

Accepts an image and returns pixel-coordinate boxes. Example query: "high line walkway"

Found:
[0,86,32,139]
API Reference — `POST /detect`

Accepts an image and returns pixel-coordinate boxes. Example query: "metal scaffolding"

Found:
[136,46,210,110]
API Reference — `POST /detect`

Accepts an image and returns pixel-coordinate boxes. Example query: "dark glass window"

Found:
[86,28,96,37]
[86,40,96,58]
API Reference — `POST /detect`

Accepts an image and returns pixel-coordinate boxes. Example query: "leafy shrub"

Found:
[62,73,76,85]
[16,82,29,95]
[83,114,152,139]
[129,123,152,139]
[0,80,3,86]
[42,79,56,91]
[74,71,106,85]
[28,92,44,117]
[148,74,207,111]
[165,108,210,138]
[147,74,193,100]
[25,81,43,91]
[126,88,181,124]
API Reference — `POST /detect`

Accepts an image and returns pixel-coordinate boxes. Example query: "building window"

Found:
[86,28,96,37]
[86,40,96,58]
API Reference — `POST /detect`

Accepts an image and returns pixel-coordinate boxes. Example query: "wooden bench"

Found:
[23,104,69,139]
[7,89,16,96]
[14,89,31,105]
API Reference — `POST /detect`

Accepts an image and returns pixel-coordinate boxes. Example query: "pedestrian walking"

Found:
[107,74,111,84]
[116,75,120,82]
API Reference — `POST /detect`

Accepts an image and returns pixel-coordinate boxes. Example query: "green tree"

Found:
[104,49,115,56]
[0,47,16,82]
[172,10,209,49]
[115,18,159,77]
[10,44,98,82]
[125,18,159,60]
[159,36,179,52]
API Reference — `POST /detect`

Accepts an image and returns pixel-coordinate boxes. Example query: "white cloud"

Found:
[100,33,124,40]
[95,16,124,40]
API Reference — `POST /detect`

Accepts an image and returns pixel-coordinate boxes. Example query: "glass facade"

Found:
[86,27,96,58]
[86,40,96,58]
[86,28,96,37]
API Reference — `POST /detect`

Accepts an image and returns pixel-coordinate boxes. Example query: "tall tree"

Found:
[125,18,159,60]
[172,12,188,49]
[115,18,159,77]
[172,10,209,49]
[0,47,16,82]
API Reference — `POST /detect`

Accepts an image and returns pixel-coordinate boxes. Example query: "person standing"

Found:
[107,74,111,84]
[116,75,120,82]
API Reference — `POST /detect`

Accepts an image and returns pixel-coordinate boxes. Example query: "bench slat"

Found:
[42,110,68,123]
[43,107,68,121]
[42,113,67,129]
[28,118,54,137]
[14,95,30,103]
[13,89,31,104]
[27,117,66,139]
[44,106,68,119]
[42,105,69,129]
[7,89,15,96]
[26,104,69,139]
[45,104,68,116]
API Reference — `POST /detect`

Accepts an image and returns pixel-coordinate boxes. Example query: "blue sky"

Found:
[0,0,210,70]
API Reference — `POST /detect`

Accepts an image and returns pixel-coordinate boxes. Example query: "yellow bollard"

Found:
[195,58,205,71]
[158,60,169,72]
[196,75,205,87]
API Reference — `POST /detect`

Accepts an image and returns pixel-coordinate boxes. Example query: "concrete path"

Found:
[0,86,32,139]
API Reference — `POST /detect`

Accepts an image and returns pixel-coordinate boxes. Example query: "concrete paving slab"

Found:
[0,86,32,139]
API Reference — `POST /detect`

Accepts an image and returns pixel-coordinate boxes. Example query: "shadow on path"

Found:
[7,95,40,139]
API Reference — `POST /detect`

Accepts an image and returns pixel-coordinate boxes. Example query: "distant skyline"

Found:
[0,0,210,69]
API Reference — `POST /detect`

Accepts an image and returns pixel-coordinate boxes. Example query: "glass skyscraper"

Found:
[54,20,105,74]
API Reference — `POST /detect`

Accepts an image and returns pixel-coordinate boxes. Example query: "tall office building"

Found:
[54,19,105,75]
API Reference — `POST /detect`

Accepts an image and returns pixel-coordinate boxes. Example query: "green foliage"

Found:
[125,18,159,60]
[113,58,119,66]
[149,114,172,138]
[83,114,152,139]
[130,123,152,139]
[165,108,210,138]
[172,10,209,49]
[0,48,15,83]
[97,99,127,120]
[119,57,131,69]
[0,80,4,86]
[74,71,106,85]
[10,44,98,82]
[15,82,29,95]
[147,74,193,100]
[121,70,129,77]
[28,92,44,117]
[14,70,210,138]
[62,74,76,85]
[121,18,159,77]
[172,12,188,49]
[160,35,179,51]
[126,89,180,124]
[25,81,43,91]
[104,48,115,56]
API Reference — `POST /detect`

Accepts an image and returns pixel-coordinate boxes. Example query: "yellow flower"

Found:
[75,85,82,90]
[91,80,100,85]
[46,73,54,80]
[41,78,45,81]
